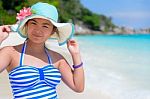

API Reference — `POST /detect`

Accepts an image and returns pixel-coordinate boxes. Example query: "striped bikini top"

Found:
[9,41,61,99]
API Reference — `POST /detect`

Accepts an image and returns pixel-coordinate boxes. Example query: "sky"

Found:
[80,0,150,29]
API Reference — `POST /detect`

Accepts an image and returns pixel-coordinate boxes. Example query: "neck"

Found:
[26,40,45,54]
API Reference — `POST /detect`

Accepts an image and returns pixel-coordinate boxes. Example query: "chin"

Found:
[30,38,46,44]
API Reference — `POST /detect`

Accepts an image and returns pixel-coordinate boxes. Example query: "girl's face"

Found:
[26,18,55,43]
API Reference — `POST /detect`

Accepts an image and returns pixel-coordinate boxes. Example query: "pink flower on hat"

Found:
[16,7,32,21]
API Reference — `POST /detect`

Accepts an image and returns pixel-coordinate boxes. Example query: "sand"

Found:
[0,33,111,99]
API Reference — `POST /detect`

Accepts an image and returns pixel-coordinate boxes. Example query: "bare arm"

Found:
[0,47,12,73]
[58,39,84,92]
[0,25,12,73]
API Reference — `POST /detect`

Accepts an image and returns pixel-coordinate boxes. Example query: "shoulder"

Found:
[48,49,64,61]
[0,46,15,66]
[0,46,15,54]
[47,49,69,66]
[0,44,23,55]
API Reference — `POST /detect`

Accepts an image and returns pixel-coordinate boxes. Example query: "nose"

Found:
[36,29,41,34]
[34,26,42,34]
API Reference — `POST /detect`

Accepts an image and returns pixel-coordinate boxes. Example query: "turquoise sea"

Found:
[75,34,150,99]
[1,33,150,98]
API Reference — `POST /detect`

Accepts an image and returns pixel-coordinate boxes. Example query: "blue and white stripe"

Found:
[9,41,61,99]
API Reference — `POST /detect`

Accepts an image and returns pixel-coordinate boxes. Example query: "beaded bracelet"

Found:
[73,62,83,69]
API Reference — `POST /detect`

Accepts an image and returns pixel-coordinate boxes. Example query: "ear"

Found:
[51,27,58,35]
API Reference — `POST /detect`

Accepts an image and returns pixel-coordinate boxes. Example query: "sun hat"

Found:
[13,2,74,46]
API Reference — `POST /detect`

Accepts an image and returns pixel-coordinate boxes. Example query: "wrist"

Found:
[71,52,81,59]
[71,52,80,56]
[73,62,83,69]
[72,55,82,65]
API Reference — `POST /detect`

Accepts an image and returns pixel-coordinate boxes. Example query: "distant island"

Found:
[0,0,149,35]
[75,24,150,35]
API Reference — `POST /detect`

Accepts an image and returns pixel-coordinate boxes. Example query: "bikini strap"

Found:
[44,48,53,65]
[20,40,53,66]
[20,40,27,66]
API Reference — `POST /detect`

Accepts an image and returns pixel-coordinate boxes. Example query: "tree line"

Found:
[0,0,116,32]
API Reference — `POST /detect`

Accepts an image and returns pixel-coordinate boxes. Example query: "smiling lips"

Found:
[32,34,43,37]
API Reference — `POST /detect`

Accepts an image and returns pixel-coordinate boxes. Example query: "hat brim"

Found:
[17,15,74,46]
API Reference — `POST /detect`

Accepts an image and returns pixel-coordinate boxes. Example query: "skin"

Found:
[0,18,84,92]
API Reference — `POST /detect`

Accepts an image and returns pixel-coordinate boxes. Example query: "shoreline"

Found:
[0,33,110,99]
[75,32,150,35]
[74,33,150,37]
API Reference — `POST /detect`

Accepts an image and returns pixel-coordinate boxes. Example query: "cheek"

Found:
[26,28,32,36]
[45,31,52,38]
[26,27,37,38]
[45,28,54,35]
[26,25,34,33]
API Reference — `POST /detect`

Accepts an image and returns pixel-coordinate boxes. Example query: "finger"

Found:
[1,25,11,33]
[67,40,70,47]
[69,39,77,44]
[4,25,11,32]
[67,40,74,46]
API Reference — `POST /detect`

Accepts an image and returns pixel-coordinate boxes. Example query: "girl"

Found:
[0,2,84,99]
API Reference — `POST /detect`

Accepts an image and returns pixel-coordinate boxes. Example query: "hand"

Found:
[0,25,11,42]
[67,39,80,55]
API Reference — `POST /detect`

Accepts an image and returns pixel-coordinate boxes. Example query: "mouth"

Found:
[32,34,43,37]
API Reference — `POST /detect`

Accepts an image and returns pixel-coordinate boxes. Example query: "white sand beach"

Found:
[0,33,110,99]
[1,33,150,99]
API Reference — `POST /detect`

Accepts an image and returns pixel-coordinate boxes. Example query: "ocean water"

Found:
[1,33,150,99]
[75,34,150,99]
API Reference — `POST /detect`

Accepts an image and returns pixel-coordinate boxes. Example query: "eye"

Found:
[43,25,49,28]
[31,22,36,25]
